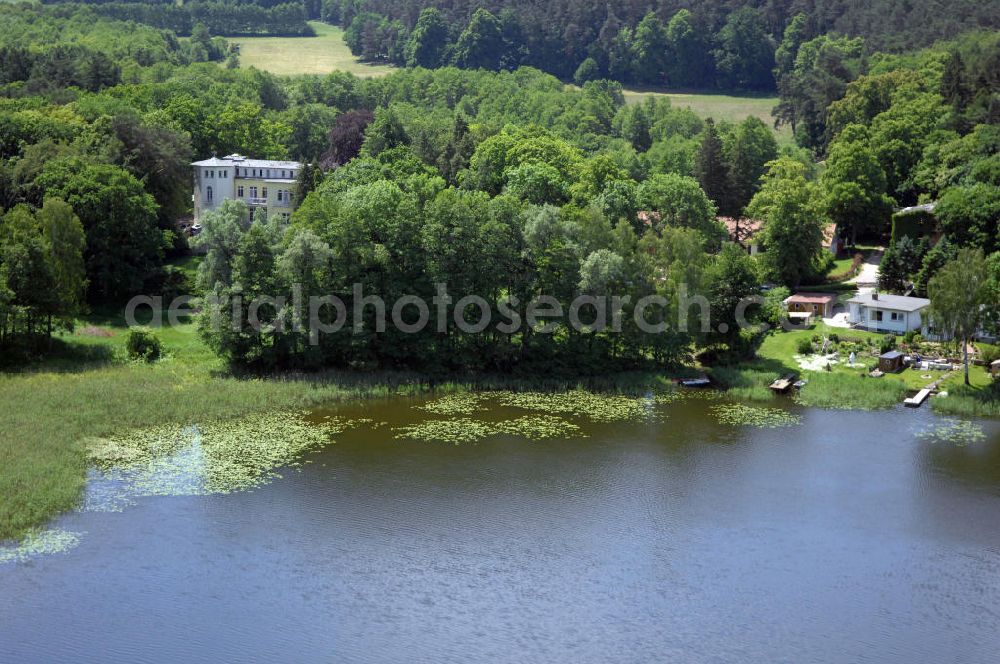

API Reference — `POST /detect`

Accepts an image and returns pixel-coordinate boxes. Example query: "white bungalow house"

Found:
[846,292,929,334]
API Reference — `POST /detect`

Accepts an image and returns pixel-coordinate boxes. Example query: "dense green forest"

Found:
[35,0,1000,91]
[39,0,316,37]
[0,3,998,374]
[328,0,1000,91]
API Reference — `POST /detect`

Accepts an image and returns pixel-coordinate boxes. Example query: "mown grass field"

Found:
[233,21,395,77]
[623,89,792,146]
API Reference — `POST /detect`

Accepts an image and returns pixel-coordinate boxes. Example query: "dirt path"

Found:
[848,248,884,287]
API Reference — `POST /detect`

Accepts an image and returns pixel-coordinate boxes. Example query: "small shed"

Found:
[785,292,838,319]
[879,350,905,374]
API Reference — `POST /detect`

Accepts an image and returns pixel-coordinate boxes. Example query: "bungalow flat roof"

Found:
[847,292,930,312]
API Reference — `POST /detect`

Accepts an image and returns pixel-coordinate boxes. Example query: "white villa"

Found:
[192,154,301,223]
[846,292,930,334]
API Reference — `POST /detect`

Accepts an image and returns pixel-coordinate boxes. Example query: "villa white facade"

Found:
[192,154,301,222]
[846,292,930,334]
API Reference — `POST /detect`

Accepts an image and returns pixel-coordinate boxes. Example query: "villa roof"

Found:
[719,217,763,244]
[847,292,930,312]
[192,154,301,169]
[895,202,937,216]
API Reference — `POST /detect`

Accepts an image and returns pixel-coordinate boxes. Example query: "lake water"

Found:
[2,395,1000,663]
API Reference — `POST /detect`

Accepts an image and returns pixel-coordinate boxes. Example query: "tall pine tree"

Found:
[694,119,735,216]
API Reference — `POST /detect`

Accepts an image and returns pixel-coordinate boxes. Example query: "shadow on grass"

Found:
[0,337,117,374]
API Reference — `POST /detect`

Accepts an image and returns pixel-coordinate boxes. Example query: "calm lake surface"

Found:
[3,395,1000,663]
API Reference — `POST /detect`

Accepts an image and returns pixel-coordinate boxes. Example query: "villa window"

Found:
[277,190,283,202]
[206,186,213,202]
[249,186,258,198]
[237,185,244,197]
[204,170,209,178]
[874,311,883,322]
[262,187,268,198]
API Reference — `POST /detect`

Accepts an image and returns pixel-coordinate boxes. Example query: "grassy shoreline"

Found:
[0,313,685,541]
[4,309,997,541]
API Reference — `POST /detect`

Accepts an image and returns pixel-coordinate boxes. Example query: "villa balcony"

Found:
[247,197,268,205]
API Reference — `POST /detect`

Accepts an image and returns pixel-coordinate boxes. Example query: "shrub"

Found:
[828,332,840,344]
[797,338,814,355]
[828,252,865,282]
[879,334,897,354]
[979,343,1000,366]
[903,330,917,345]
[125,327,161,362]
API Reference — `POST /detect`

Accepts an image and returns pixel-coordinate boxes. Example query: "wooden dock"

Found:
[769,374,796,393]
[904,389,931,408]
[903,370,954,408]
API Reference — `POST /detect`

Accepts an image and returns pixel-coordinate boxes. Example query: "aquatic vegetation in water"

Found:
[494,415,583,440]
[710,404,801,428]
[419,393,486,415]
[394,418,498,445]
[0,528,82,565]
[917,419,987,446]
[656,389,722,403]
[394,414,582,444]
[492,390,655,423]
[83,412,349,506]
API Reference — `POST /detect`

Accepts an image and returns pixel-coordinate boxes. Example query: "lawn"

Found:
[623,88,793,146]
[753,322,996,402]
[232,21,395,77]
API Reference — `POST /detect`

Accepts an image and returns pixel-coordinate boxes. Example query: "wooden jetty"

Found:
[769,374,796,393]
[904,389,931,408]
[903,370,954,408]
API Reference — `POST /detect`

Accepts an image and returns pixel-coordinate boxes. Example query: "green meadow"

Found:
[233,21,395,77]
[623,89,791,145]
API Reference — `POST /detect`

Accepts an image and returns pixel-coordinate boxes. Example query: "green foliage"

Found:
[928,248,991,384]
[797,337,814,355]
[879,334,898,354]
[774,34,865,151]
[725,116,779,213]
[822,125,894,243]
[936,183,1000,255]
[405,8,450,68]
[125,327,161,362]
[878,236,924,293]
[694,118,735,215]
[636,173,722,245]
[712,8,775,92]
[573,58,601,86]
[452,9,504,71]
[747,157,826,288]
